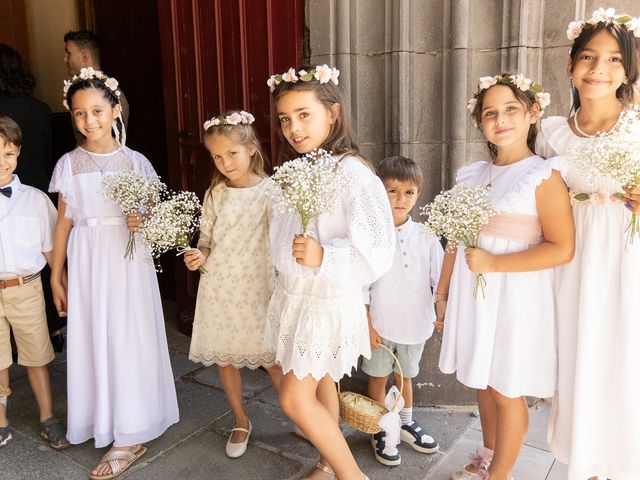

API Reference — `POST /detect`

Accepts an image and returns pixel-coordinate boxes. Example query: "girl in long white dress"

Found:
[435,75,574,480]
[264,66,395,480]
[49,69,178,480]
[182,111,281,459]
[536,10,640,480]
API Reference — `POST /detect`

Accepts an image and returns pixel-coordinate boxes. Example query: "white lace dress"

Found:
[537,116,640,480]
[49,146,179,448]
[264,155,395,381]
[439,156,558,398]
[188,179,276,368]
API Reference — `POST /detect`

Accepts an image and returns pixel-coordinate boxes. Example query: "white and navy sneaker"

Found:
[400,420,439,453]
[371,430,401,466]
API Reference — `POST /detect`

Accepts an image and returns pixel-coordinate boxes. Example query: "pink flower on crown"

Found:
[62,99,69,110]
[105,77,119,91]
[478,76,497,90]
[628,17,640,37]
[536,92,551,111]
[315,64,333,84]
[240,111,255,124]
[282,68,298,83]
[63,80,72,94]
[267,76,277,91]
[226,112,243,125]
[567,21,583,40]
[591,7,616,24]
[514,74,532,92]
[467,98,478,112]
[330,67,340,85]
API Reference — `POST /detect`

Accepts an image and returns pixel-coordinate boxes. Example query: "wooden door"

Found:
[0,0,29,60]
[158,0,304,334]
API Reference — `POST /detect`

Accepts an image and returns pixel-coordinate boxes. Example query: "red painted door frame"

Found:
[157,0,304,334]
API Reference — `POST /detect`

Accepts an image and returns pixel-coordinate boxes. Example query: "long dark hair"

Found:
[0,43,36,97]
[271,66,370,167]
[569,22,640,112]
[470,77,539,159]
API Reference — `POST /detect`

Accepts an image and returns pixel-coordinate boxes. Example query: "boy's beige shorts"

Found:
[0,277,55,371]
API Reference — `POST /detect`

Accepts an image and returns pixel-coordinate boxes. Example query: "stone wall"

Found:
[306,0,637,405]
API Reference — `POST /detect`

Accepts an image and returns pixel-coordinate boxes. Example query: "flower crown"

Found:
[203,111,255,131]
[466,74,551,123]
[567,8,640,41]
[267,65,340,92]
[62,67,121,110]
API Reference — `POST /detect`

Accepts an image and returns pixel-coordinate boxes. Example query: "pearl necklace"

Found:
[572,107,621,138]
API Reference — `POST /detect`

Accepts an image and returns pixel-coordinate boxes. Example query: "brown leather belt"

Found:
[0,272,40,289]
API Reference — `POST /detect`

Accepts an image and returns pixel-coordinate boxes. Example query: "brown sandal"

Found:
[89,445,147,480]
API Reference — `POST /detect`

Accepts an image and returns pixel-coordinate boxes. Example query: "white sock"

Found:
[400,407,412,425]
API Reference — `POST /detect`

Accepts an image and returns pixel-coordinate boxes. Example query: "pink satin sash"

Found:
[480,212,543,244]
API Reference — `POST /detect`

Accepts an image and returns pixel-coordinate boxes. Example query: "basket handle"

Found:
[336,343,405,411]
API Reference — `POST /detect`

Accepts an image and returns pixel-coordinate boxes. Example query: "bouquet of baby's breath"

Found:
[271,148,351,233]
[568,110,640,246]
[101,171,166,259]
[138,190,204,272]
[421,184,497,299]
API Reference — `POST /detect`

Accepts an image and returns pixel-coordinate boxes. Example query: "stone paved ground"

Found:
[0,321,566,480]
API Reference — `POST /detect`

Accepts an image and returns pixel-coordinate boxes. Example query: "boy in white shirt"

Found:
[362,156,444,466]
[0,115,68,449]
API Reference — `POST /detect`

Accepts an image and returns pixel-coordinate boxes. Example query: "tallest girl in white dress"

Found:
[536,8,640,480]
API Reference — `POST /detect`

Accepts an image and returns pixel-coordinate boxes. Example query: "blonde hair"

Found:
[203,120,267,198]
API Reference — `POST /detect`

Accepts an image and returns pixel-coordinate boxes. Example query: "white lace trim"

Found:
[188,351,276,369]
[497,157,556,211]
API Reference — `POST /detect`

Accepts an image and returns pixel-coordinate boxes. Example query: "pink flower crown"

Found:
[267,65,340,92]
[467,74,551,125]
[567,8,640,41]
[62,67,121,110]
[203,111,255,131]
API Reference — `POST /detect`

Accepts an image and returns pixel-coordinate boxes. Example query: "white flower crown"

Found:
[467,74,551,125]
[62,67,121,110]
[203,111,255,131]
[267,65,340,92]
[567,8,640,41]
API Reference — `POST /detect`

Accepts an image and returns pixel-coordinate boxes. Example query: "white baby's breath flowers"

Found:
[101,171,166,259]
[567,109,640,245]
[421,184,497,298]
[138,190,203,272]
[270,148,352,234]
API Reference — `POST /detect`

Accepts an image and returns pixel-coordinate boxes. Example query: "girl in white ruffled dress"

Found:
[435,75,574,480]
[49,69,178,480]
[264,65,395,480]
[183,111,281,459]
[536,10,640,480]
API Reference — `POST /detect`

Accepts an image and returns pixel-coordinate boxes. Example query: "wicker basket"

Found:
[337,344,404,434]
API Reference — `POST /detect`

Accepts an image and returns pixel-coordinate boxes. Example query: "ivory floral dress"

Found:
[188,178,277,369]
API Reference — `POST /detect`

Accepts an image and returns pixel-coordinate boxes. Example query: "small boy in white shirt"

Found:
[362,156,444,466]
[0,115,68,449]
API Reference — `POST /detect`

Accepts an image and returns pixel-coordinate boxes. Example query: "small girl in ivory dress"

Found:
[264,65,395,480]
[435,74,574,480]
[183,111,281,459]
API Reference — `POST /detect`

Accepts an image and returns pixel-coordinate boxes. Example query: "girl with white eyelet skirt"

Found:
[265,155,395,382]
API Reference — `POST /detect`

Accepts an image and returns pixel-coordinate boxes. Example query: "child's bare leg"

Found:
[26,366,53,422]
[367,375,388,404]
[266,364,282,392]
[280,372,364,480]
[219,365,249,442]
[0,368,8,427]
[392,372,412,407]
[486,388,528,480]
[477,388,497,450]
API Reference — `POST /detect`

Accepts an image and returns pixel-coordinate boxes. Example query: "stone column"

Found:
[306,0,638,406]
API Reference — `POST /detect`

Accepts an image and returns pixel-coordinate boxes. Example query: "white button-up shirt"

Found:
[0,175,57,279]
[367,217,444,345]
